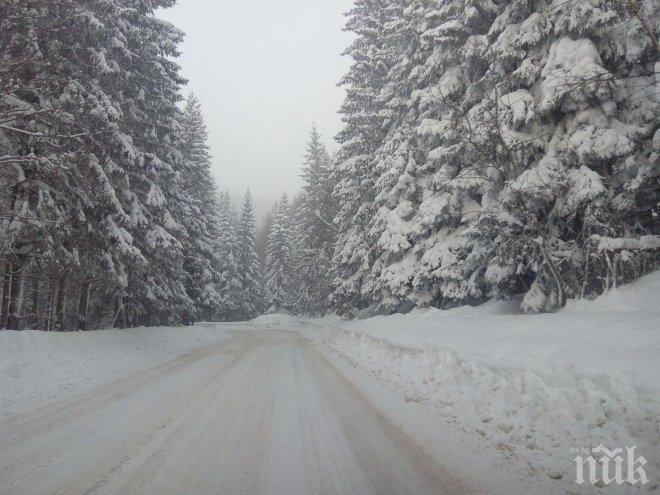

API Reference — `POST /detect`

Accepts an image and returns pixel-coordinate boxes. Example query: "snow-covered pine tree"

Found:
[96,0,192,326]
[362,0,450,311]
[256,204,274,265]
[369,0,500,311]
[331,0,400,315]
[0,0,136,330]
[450,0,660,312]
[177,94,224,320]
[331,0,657,315]
[0,1,79,329]
[265,192,296,313]
[255,203,275,313]
[235,190,264,320]
[0,0,193,329]
[215,192,241,321]
[295,126,337,315]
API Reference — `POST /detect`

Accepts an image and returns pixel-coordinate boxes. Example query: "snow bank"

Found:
[0,323,231,418]
[326,273,660,392]
[254,272,660,494]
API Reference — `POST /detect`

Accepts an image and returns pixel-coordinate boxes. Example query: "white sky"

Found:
[158,0,354,206]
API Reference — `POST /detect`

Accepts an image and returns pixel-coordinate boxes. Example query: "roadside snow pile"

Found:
[0,323,230,418]
[257,272,660,493]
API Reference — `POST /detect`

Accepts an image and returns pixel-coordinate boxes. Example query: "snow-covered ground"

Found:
[0,273,657,494]
[0,322,234,418]
[1,328,471,495]
[251,271,660,494]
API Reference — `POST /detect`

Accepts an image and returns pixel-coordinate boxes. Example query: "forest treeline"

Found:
[1,0,658,330]
[0,1,263,330]
[263,0,658,317]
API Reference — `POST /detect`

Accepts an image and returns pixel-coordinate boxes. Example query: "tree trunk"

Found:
[30,278,39,329]
[122,301,130,328]
[76,281,90,331]
[112,298,121,328]
[143,309,152,328]
[15,273,26,327]
[6,261,22,330]
[2,182,21,330]
[529,215,566,310]
[540,241,566,309]
[0,261,12,329]
[54,275,66,331]
[46,273,56,331]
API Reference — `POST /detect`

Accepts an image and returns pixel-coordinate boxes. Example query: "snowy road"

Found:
[0,328,461,495]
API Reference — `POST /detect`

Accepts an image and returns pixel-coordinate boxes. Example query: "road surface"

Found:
[0,329,462,495]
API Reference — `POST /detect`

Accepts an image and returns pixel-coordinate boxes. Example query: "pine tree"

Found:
[361,0,440,311]
[255,205,274,264]
[451,0,660,312]
[294,126,337,315]
[255,203,275,313]
[330,0,400,315]
[215,192,241,320]
[235,190,264,320]
[0,0,192,329]
[177,94,224,320]
[265,192,295,313]
[330,0,658,315]
[100,0,191,325]
[0,1,119,329]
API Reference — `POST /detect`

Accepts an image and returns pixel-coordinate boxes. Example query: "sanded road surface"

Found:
[0,329,462,495]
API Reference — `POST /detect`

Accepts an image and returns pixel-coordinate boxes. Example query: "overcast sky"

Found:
[158,0,354,207]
